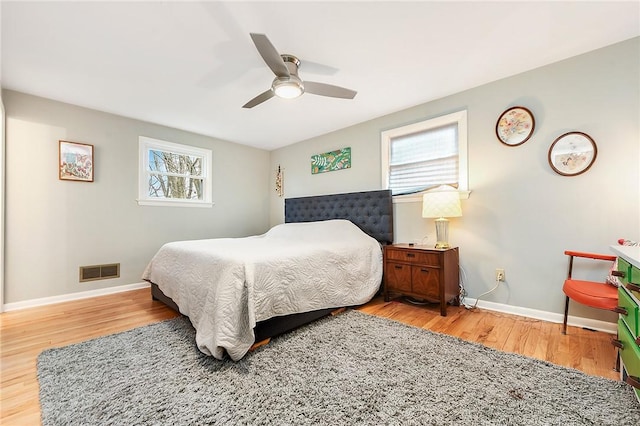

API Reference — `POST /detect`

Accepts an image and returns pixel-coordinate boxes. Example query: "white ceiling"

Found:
[2,1,639,151]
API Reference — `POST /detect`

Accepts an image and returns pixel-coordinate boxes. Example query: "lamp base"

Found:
[434,217,450,249]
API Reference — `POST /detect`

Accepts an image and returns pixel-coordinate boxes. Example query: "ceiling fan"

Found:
[243,33,357,108]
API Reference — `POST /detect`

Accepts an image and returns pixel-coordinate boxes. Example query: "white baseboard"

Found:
[463,297,617,334]
[2,282,150,312]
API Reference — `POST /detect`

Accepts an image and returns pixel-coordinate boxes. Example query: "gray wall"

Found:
[270,37,640,321]
[4,90,270,303]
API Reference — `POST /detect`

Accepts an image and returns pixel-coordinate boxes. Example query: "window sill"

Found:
[136,199,214,208]
[393,190,471,203]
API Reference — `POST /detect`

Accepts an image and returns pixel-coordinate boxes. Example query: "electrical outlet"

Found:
[495,268,505,282]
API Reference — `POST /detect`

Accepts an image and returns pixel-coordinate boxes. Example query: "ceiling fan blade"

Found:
[303,81,357,99]
[242,89,275,108]
[250,33,289,78]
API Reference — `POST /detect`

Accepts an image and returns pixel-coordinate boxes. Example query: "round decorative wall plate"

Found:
[496,106,535,146]
[548,131,597,176]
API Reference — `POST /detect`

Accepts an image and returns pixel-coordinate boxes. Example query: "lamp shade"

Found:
[422,185,462,219]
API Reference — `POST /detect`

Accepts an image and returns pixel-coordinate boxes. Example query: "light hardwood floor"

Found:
[0,288,618,425]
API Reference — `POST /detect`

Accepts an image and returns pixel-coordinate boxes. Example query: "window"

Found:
[138,136,213,207]
[381,110,468,202]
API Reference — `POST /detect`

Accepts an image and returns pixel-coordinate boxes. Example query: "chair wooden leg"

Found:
[563,296,570,334]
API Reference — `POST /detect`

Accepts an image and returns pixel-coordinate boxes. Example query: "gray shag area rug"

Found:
[38,310,639,425]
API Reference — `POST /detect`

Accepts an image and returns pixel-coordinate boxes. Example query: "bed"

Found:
[144,189,393,360]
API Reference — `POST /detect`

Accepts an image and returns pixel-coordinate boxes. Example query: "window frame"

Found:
[137,136,213,208]
[381,110,469,203]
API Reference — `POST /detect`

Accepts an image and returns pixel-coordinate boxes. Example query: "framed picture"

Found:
[59,140,94,182]
[496,106,535,146]
[311,147,351,174]
[548,132,597,176]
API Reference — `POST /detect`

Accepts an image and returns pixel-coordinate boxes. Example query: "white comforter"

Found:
[142,219,383,360]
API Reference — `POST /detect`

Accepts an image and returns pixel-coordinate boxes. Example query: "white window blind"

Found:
[389,123,458,195]
[381,110,468,201]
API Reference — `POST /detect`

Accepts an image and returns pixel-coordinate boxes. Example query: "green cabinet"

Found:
[612,245,640,404]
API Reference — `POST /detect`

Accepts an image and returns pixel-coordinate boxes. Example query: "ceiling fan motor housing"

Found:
[272,55,304,98]
[280,54,301,69]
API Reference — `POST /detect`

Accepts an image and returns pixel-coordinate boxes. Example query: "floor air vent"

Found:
[79,263,120,282]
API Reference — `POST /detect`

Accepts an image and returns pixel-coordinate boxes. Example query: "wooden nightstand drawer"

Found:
[411,266,439,298]
[385,248,440,266]
[386,262,412,292]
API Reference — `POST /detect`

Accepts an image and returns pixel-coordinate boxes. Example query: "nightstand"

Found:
[383,244,460,316]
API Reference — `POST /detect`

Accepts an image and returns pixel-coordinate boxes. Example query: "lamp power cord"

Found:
[460,268,501,310]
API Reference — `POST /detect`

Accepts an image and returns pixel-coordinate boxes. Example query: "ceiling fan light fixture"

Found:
[244,33,356,108]
[273,78,304,99]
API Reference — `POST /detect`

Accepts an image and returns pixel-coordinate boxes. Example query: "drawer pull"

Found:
[611,338,623,349]
[626,376,640,390]
[406,253,416,258]
[611,270,626,278]
[626,283,640,292]
[394,265,403,270]
[420,268,429,273]
[613,306,628,316]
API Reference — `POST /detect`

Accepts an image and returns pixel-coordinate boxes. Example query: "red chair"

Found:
[562,250,623,334]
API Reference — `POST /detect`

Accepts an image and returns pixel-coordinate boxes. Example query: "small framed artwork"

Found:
[311,147,351,174]
[496,106,535,146]
[59,140,94,182]
[548,131,597,176]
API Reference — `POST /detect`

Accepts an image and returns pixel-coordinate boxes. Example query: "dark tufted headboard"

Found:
[284,189,394,245]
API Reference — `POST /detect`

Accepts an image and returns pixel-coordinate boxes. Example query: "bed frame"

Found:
[151,189,393,343]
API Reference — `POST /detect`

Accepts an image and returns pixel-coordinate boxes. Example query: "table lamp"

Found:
[421,185,462,249]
